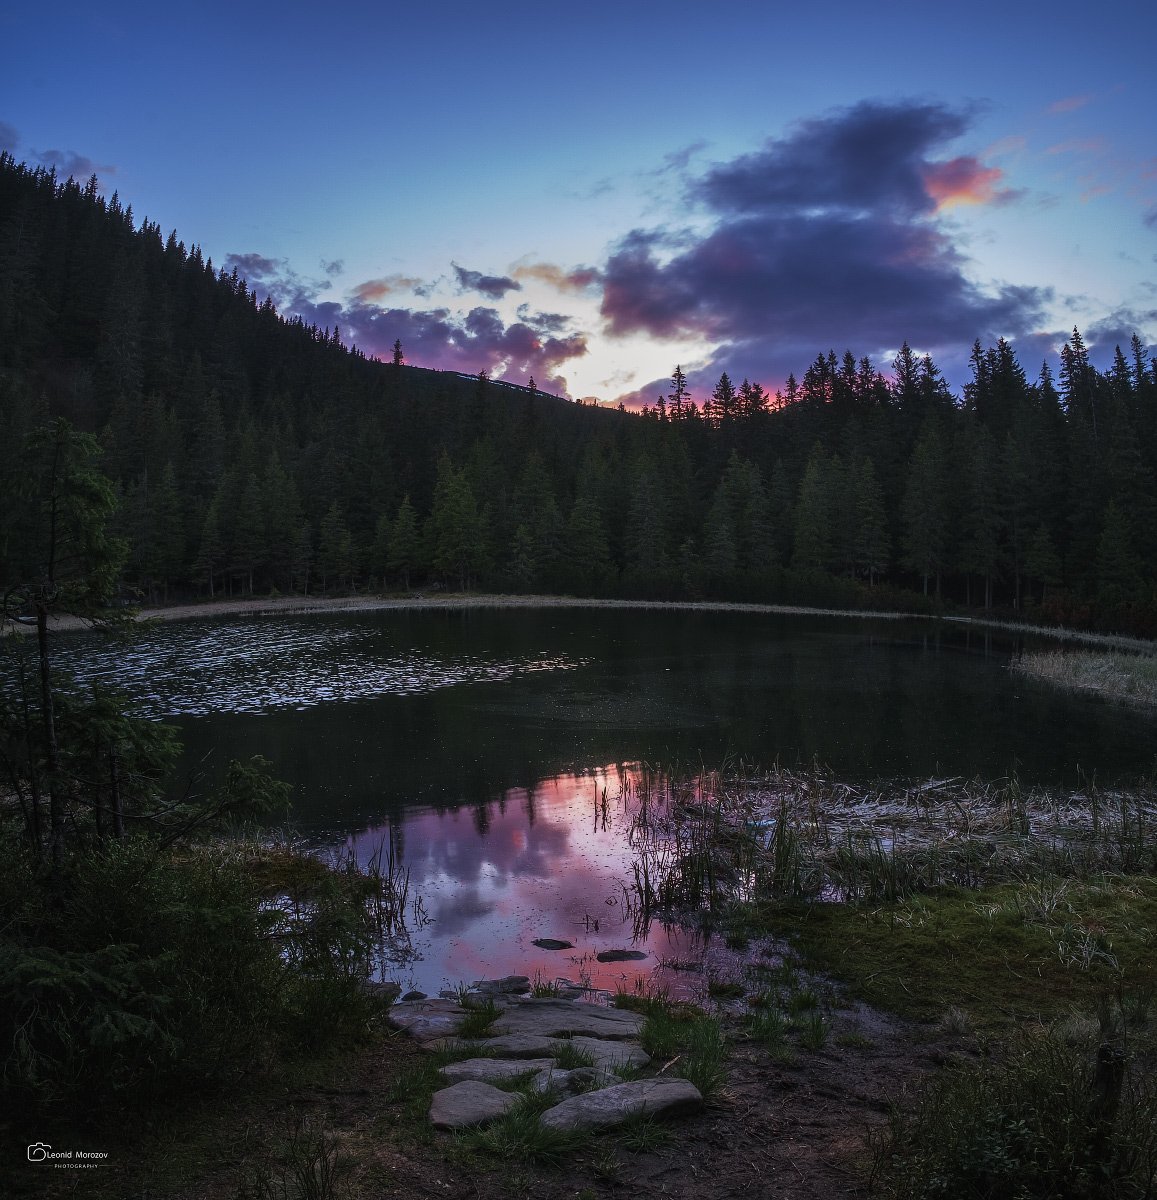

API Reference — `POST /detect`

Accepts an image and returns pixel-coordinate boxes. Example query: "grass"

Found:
[728,876,1157,1030]
[870,1022,1157,1199]
[456,1094,584,1166]
[1012,648,1157,707]
[457,997,501,1039]
[551,1041,596,1070]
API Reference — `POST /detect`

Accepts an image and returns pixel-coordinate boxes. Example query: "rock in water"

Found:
[596,949,647,962]
[532,938,574,950]
[429,1081,517,1130]
[540,1078,703,1132]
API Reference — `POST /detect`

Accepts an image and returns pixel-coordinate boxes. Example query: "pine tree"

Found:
[387,495,420,590]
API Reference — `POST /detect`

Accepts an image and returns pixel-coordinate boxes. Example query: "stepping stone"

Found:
[438,1057,556,1085]
[540,1078,704,1132]
[532,938,574,950]
[565,1036,651,1070]
[596,949,648,962]
[531,1066,606,1097]
[471,975,531,996]
[387,999,469,1041]
[400,989,427,1001]
[491,998,644,1041]
[429,1081,517,1130]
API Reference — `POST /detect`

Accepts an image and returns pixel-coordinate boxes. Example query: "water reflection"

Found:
[347,765,701,996]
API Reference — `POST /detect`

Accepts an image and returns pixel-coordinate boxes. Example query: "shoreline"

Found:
[5,591,1155,653]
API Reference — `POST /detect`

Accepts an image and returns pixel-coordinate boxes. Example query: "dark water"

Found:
[57,606,1156,994]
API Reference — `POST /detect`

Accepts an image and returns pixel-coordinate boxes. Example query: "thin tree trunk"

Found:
[36,601,63,872]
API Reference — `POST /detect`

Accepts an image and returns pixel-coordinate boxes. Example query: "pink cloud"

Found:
[1048,94,1092,115]
[922,156,1016,210]
[512,261,602,293]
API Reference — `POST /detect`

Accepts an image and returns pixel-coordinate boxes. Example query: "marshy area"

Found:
[10,761,1157,1200]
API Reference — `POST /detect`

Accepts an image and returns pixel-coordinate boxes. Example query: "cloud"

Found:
[350,274,428,302]
[600,99,1047,391]
[512,260,602,293]
[340,303,587,393]
[1084,307,1157,363]
[1048,94,1092,115]
[223,251,586,392]
[0,120,18,152]
[1144,206,1157,231]
[923,157,1020,210]
[320,258,344,276]
[33,148,116,181]
[452,262,521,300]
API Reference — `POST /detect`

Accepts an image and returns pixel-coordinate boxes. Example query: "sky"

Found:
[3,0,1156,405]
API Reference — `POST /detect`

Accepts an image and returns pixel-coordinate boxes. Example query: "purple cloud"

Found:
[34,147,116,181]
[452,262,522,300]
[601,99,1048,392]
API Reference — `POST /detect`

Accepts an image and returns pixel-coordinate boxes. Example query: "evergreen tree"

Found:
[386,495,421,591]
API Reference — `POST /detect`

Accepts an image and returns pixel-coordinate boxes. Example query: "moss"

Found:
[729,876,1157,1029]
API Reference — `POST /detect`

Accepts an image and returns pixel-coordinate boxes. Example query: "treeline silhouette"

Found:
[2,153,1155,634]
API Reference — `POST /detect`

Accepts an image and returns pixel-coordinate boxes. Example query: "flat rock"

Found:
[429,1081,517,1130]
[471,975,531,996]
[540,1078,704,1132]
[565,1036,651,1069]
[387,999,469,1041]
[360,979,402,1003]
[491,998,644,1041]
[532,938,574,950]
[531,1066,607,1097]
[596,949,648,962]
[438,1057,556,1085]
[464,1032,650,1070]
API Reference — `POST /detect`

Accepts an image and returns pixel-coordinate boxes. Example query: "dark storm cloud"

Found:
[452,262,522,300]
[601,99,1047,391]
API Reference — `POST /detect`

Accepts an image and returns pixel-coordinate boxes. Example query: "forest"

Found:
[2,152,1155,635]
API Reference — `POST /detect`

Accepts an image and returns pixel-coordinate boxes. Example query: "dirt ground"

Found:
[13,992,965,1200]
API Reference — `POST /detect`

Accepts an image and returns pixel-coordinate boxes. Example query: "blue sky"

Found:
[3,0,1155,403]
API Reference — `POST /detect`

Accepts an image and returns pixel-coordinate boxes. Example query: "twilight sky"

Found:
[3,0,1155,404]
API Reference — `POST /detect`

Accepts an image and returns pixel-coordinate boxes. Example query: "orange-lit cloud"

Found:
[512,261,601,293]
[1048,94,1092,114]
[923,156,1013,210]
[351,274,426,302]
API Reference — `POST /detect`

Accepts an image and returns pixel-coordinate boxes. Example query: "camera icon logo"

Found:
[27,1143,51,1162]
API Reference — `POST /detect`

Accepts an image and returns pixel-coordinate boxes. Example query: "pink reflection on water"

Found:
[345,764,695,997]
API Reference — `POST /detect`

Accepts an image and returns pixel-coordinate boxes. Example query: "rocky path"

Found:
[386,976,706,1133]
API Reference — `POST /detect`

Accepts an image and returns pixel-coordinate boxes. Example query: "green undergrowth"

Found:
[871,1022,1157,1199]
[729,875,1157,1028]
[613,991,727,1098]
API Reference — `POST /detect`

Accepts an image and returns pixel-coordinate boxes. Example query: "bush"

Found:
[0,833,377,1122]
[871,1028,1157,1199]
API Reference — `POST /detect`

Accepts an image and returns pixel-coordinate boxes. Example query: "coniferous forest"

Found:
[3,153,1156,635]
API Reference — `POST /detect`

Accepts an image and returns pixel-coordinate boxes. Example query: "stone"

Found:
[471,975,531,996]
[596,949,648,962]
[532,938,574,950]
[429,1081,517,1131]
[387,999,469,1041]
[540,1078,704,1132]
[564,1036,651,1070]
[491,998,644,1041]
[531,1066,606,1097]
[438,1057,556,1085]
[400,990,427,1001]
[360,979,402,1003]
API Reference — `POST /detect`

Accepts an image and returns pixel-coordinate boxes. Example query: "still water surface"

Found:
[61,606,1155,994]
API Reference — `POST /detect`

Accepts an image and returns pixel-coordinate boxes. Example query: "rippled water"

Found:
[54,618,581,717]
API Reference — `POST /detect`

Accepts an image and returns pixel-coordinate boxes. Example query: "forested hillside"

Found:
[2,154,1155,633]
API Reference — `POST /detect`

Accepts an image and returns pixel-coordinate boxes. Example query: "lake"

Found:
[58,604,1156,995]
